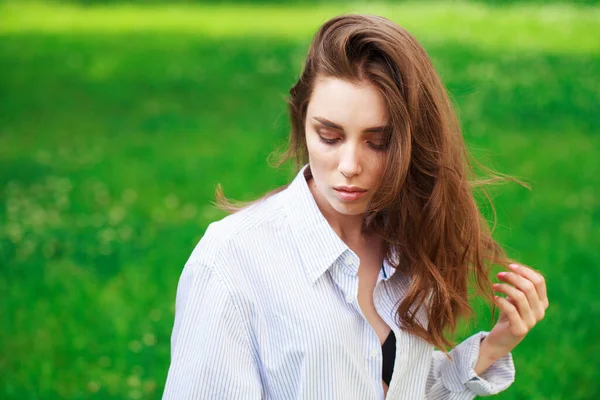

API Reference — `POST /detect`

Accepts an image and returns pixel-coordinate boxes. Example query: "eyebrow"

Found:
[312,117,389,133]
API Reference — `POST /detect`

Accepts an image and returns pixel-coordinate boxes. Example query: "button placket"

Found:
[344,254,355,266]
[331,259,357,304]
[341,250,360,276]
[370,347,379,358]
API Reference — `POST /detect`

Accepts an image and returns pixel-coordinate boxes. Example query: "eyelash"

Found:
[318,135,387,151]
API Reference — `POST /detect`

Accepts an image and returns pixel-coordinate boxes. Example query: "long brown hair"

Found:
[214,14,533,358]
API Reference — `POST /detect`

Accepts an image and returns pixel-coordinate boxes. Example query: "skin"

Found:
[303,75,549,396]
[304,74,388,245]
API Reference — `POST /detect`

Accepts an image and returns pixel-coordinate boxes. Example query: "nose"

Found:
[338,142,362,178]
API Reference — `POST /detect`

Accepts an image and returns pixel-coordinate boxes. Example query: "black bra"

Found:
[380,262,396,386]
[381,329,396,386]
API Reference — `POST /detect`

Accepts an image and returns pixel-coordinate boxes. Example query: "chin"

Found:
[329,197,366,216]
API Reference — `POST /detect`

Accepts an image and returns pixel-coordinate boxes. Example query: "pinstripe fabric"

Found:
[163,163,516,399]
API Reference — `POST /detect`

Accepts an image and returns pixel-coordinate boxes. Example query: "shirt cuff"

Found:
[441,331,516,396]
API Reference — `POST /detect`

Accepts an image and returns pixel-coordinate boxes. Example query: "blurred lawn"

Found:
[1,1,599,399]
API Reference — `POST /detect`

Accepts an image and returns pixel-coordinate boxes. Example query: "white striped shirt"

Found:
[163,163,515,399]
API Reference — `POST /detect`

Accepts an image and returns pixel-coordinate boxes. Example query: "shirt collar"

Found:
[282,163,399,284]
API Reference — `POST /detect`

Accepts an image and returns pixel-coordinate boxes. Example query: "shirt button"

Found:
[370,348,379,358]
[345,255,354,266]
[345,294,353,303]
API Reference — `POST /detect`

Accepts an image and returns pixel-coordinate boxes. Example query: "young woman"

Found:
[163,14,549,400]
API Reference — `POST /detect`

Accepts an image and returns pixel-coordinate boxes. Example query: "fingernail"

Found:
[498,272,507,278]
[509,264,519,270]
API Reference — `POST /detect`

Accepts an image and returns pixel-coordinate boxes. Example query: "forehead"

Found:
[306,76,388,128]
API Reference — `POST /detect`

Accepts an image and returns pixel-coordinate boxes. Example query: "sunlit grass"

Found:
[1,1,599,53]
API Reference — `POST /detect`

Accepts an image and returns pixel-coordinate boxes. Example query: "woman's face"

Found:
[305,75,389,216]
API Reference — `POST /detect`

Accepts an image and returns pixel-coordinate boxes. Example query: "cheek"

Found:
[305,134,318,155]
[365,156,386,185]
[372,157,385,174]
[306,136,334,164]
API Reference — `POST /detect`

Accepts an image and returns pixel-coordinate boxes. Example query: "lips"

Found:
[334,188,367,201]
[334,186,367,193]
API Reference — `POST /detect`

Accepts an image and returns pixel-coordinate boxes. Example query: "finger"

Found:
[494,296,528,337]
[498,271,543,320]
[509,263,549,309]
[493,283,535,327]
[505,296,520,312]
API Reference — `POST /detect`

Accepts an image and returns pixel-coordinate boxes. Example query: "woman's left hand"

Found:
[486,263,549,356]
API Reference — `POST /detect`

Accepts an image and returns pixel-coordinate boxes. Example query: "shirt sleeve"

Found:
[425,331,516,399]
[162,261,264,399]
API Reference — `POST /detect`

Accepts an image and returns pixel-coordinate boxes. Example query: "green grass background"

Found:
[1,1,599,399]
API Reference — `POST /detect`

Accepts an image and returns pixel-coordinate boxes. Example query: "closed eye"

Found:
[318,136,339,145]
[367,142,386,151]
[319,136,387,152]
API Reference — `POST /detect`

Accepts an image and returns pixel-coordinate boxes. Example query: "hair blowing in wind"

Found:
[215,14,535,358]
